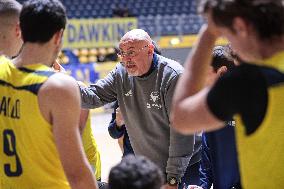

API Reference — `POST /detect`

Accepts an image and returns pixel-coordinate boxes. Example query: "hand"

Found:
[115,107,125,127]
[162,184,178,189]
[52,59,66,73]
[204,10,222,38]
[198,11,222,42]
[187,185,203,189]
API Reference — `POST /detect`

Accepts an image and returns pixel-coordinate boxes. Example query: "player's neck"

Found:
[13,42,55,68]
[257,36,284,60]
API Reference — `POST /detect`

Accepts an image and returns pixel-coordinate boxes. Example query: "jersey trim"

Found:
[0,79,44,95]
[18,67,55,77]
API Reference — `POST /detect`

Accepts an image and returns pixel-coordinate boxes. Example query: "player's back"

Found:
[0,60,70,189]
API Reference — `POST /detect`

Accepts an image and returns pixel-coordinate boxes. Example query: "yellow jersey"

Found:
[235,52,284,188]
[0,61,70,189]
[82,114,101,180]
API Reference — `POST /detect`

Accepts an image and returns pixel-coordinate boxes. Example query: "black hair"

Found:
[198,0,284,40]
[212,45,236,73]
[108,155,164,189]
[20,0,66,43]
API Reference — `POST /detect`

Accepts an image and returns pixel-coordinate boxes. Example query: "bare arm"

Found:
[79,69,118,109]
[77,81,92,134]
[79,108,90,134]
[52,63,90,135]
[171,23,224,134]
[39,73,98,189]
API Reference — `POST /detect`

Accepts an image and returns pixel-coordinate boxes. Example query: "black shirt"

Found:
[207,63,284,135]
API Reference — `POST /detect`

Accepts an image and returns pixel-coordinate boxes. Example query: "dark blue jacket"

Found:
[108,101,134,156]
[199,122,241,189]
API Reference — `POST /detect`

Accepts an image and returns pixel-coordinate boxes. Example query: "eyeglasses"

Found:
[117,45,149,58]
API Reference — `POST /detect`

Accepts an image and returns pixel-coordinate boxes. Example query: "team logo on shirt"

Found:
[125,90,132,97]
[147,91,162,109]
[227,120,236,127]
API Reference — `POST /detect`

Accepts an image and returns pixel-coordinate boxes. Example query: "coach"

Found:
[79,29,201,189]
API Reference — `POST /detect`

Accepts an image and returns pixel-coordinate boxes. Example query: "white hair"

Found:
[120,29,152,44]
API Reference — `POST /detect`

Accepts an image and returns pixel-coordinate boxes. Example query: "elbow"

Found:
[65,164,97,188]
[65,167,86,186]
[171,117,188,135]
[171,106,190,134]
[108,124,119,139]
[171,105,199,135]
[108,131,119,139]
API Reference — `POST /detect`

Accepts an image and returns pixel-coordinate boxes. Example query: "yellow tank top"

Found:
[82,114,101,180]
[235,52,284,188]
[0,61,70,189]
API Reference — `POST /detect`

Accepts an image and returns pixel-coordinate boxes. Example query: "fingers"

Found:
[52,59,66,73]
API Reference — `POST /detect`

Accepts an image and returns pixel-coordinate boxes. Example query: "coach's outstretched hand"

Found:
[52,59,66,73]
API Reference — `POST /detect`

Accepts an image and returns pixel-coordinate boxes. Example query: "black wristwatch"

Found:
[167,177,181,186]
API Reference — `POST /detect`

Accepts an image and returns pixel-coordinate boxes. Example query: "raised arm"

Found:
[171,22,224,134]
[39,73,98,189]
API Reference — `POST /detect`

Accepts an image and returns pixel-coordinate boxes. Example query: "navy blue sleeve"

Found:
[199,134,213,189]
[108,105,125,139]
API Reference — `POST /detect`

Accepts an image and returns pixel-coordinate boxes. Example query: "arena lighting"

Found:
[169,37,181,46]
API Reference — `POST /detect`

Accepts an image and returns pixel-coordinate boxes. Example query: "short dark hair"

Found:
[20,0,67,43]
[0,0,22,17]
[108,155,164,189]
[212,45,235,73]
[198,0,284,40]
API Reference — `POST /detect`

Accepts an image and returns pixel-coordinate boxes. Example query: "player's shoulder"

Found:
[47,72,77,86]
[40,72,79,96]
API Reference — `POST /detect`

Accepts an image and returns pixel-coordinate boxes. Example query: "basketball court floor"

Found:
[92,112,122,182]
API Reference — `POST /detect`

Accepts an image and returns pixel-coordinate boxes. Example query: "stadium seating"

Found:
[60,0,197,18]
[138,14,203,36]
[17,0,204,36]
[16,0,203,71]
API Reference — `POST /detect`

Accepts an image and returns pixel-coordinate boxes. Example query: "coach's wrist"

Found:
[166,174,181,186]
